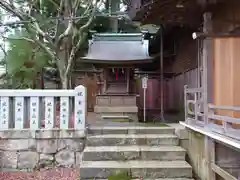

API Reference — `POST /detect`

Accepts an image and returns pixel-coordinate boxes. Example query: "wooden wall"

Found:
[166,68,198,111]
[213,37,240,128]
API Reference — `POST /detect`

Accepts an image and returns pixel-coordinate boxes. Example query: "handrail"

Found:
[184,86,240,140]
[209,104,240,111]
[208,114,240,124]
[185,88,203,93]
[184,86,203,123]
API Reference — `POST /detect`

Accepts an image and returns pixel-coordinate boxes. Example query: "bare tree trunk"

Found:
[62,77,69,89]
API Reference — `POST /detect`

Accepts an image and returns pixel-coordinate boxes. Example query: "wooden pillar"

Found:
[202,12,216,180]
[126,68,130,94]
[203,12,214,116]
[103,68,107,94]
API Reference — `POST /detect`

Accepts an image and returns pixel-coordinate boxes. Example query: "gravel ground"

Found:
[0,168,80,180]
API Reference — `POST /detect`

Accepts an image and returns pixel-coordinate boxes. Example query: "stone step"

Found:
[88,126,175,135]
[80,160,192,179]
[83,146,186,161]
[86,134,179,146]
[85,178,194,180]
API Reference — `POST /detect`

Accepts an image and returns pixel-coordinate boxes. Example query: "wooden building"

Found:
[81,33,153,121]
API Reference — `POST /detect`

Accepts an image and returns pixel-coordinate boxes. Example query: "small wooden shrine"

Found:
[82,33,153,121]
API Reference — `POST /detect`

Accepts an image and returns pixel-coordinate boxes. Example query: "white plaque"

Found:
[142,76,148,89]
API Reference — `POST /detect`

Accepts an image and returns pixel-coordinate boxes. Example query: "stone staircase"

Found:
[80,126,194,179]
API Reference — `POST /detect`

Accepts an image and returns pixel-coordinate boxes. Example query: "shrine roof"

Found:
[81,33,153,64]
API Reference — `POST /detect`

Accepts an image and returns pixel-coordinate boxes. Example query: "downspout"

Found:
[160,25,165,122]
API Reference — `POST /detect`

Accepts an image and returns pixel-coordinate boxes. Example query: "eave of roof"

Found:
[82,33,153,64]
[129,0,203,27]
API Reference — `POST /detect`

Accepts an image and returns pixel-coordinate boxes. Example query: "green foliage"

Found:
[3,30,50,88]
[40,0,60,17]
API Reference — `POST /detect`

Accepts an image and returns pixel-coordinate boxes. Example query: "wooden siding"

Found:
[213,37,240,129]
[166,68,198,111]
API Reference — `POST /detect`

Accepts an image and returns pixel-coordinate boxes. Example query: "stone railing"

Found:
[0,85,86,130]
[0,86,87,170]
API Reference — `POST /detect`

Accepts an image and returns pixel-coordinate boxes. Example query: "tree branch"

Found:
[1,0,54,44]
[1,34,35,43]
[76,0,93,24]
[53,0,64,40]
[55,0,88,52]
[0,1,25,20]
[64,32,87,79]
[64,0,102,79]
[73,0,81,16]
[80,0,102,32]
[0,44,7,57]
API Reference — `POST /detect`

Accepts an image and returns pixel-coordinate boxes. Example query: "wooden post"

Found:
[103,68,107,94]
[126,68,130,94]
[202,12,216,180]
[184,85,188,123]
[203,12,213,125]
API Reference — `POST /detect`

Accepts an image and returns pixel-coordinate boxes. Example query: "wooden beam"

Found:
[142,0,201,23]
[142,5,202,26]
[141,0,177,16]
[74,69,103,73]
[193,32,240,39]
[211,163,237,180]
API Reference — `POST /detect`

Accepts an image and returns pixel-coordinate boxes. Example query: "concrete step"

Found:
[83,146,186,161]
[80,160,192,179]
[88,126,175,135]
[86,134,179,146]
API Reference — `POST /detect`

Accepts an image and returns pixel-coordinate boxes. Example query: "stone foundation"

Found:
[94,95,139,122]
[95,112,138,122]
[0,129,86,171]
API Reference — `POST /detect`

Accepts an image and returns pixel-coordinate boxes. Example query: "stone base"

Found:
[94,106,138,122]
[0,129,86,170]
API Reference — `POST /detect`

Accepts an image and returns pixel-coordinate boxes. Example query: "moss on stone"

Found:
[108,171,131,180]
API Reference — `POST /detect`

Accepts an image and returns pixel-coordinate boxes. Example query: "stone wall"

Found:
[186,129,208,180]
[185,129,240,180]
[0,129,86,171]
